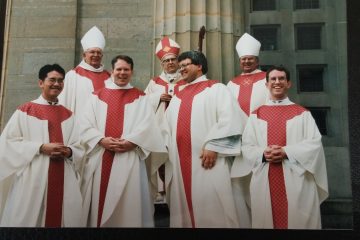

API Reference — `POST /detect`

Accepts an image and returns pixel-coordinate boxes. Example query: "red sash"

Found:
[19,102,72,227]
[256,104,306,229]
[231,71,266,116]
[175,80,217,227]
[95,88,144,227]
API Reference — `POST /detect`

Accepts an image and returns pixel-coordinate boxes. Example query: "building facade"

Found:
[0,0,351,229]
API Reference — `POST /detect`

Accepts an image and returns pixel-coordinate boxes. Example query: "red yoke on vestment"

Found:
[231,71,266,116]
[153,77,187,109]
[94,88,144,227]
[74,66,110,92]
[175,80,217,228]
[19,102,72,227]
[255,104,306,229]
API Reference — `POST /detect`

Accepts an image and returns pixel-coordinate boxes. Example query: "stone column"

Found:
[153,0,245,83]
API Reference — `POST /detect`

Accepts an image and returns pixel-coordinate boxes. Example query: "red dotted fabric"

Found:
[231,71,266,116]
[256,104,306,229]
[95,88,144,227]
[19,102,72,227]
[175,80,217,228]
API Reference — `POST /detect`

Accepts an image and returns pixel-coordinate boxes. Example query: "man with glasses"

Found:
[144,37,186,205]
[164,50,243,228]
[233,65,328,229]
[59,26,111,117]
[0,64,84,227]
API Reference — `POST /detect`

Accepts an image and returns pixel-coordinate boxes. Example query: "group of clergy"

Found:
[0,25,328,229]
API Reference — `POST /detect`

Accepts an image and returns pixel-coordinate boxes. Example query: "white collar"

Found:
[79,60,104,72]
[241,69,262,75]
[106,77,133,89]
[33,95,59,105]
[160,71,181,83]
[266,97,293,106]
[187,75,208,85]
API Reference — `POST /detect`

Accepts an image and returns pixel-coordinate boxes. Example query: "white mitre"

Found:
[81,26,106,51]
[235,33,261,58]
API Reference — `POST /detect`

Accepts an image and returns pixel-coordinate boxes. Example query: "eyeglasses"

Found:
[162,58,177,64]
[179,63,193,69]
[268,77,287,83]
[46,78,64,84]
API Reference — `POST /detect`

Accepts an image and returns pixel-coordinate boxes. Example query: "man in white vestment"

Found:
[58,26,110,188]
[79,55,167,227]
[232,65,328,229]
[0,64,84,227]
[164,50,243,228]
[227,32,269,122]
[228,33,269,228]
[59,26,111,116]
[144,36,186,203]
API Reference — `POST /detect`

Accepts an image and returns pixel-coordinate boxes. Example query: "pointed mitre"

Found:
[155,37,180,61]
[235,33,261,58]
[81,26,106,51]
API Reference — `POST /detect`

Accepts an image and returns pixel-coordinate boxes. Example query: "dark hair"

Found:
[111,55,134,70]
[266,65,290,82]
[38,64,65,80]
[178,50,208,74]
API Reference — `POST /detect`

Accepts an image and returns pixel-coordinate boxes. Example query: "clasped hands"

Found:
[99,137,137,153]
[40,143,72,159]
[263,145,287,163]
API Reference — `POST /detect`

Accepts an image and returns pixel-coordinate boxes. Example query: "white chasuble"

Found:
[227,71,269,125]
[59,61,111,116]
[165,77,242,228]
[144,72,187,198]
[227,71,269,228]
[80,83,166,227]
[233,101,328,229]
[0,98,83,227]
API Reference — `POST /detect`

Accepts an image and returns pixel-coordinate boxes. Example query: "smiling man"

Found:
[227,33,269,123]
[232,65,329,229]
[227,32,270,228]
[164,50,243,228]
[79,55,166,227]
[59,26,111,117]
[0,64,84,227]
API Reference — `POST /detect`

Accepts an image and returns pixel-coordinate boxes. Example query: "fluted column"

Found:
[153,0,245,83]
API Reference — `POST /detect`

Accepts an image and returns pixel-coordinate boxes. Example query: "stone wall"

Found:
[1,0,78,128]
[0,0,154,128]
